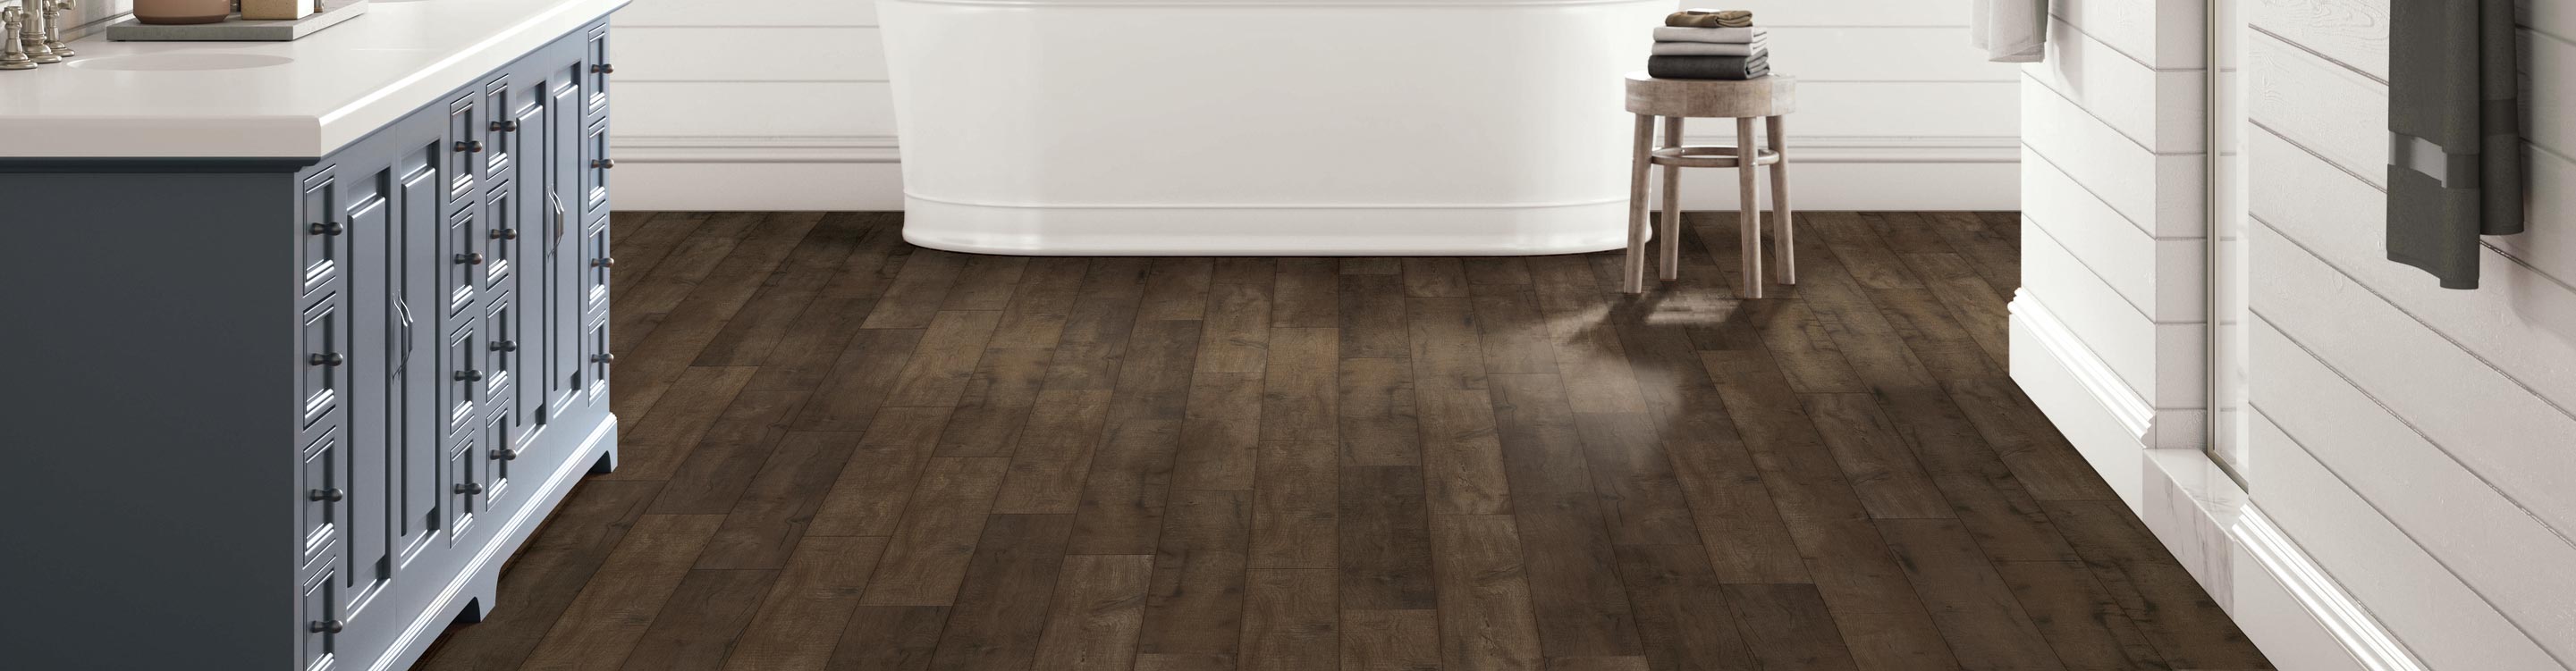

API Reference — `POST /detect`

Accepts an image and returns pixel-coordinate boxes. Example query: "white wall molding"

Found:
[2228,507,2426,671]
[615,135,901,164]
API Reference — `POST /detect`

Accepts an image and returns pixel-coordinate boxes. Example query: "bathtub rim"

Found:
[899,196,1636,256]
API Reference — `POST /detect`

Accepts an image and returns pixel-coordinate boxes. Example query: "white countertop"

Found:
[0,0,628,159]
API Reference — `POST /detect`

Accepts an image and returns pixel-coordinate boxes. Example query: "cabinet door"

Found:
[442,207,484,317]
[548,67,589,414]
[444,95,484,206]
[394,157,444,564]
[482,185,517,291]
[442,323,482,437]
[300,293,348,430]
[300,560,342,671]
[298,424,344,572]
[336,166,398,612]
[579,119,612,222]
[300,170,347,298]
[507,87,558,432]
[483,77,516,175]
[583,23,611,119]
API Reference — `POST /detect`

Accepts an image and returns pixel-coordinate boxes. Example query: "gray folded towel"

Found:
[1651,40,1767,57]
[1647,55,1769,80]
[2385,0,2522,289]
[1652,26,1766,44]
[1668,9,1753,28]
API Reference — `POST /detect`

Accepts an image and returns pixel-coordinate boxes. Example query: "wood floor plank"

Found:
[1932,211,2023,297]
[612,212,761,354]
[1408,297,1513,516]
[882,310,1005,408]
[1879,518,2068,671]
[1658,418,1812,583]
[1274,258,1340,328]
[416,481,664,671]
[1870,285,2005,380]
[605,212,714,305]
[614,214,825,419]
[648,362,844,515]
[1250,440,1339,568]
[1569,413,1701,547]
[1338,357,1422,466]
[1945,378,2123,502]
[1339,609,1442,671]
[929,514,1075,671]
[1139,257,1216,322]
[1486,376,1643,658]
[1262,327,1339,440]
[1068,418,1185,556]
[1748,298,1871,393]
[990,257,1089,348]
[1173,371,1263,491]
[1811,211,1924,289]
[717,536,891,671]
[1213,257,1278,284]
[786,327,926,432]
[862,457,1010,607]
[828,606,950,671]
[1612,543,1757,671]
[1723,583,1864,671]
[1199,281,1274,374]
[2040,500,2271,669]
[933,347,1056,457]
[603,366,758,481]
[1043,258,1151,391]
[991,388,1117,514]
[1403,257,1472,298]
[1340,257,1403,275]
[940,255,1029,311]
[1993,559,2171,671]
[803,403,958,534]
[1471,283,1560,375]
[519,514,727,671]
[692,213,868,366]
[1902,252,2013,369]
[1463,256,1534,285]
[1339,273,1411,358]
[1546,658,1651,671]
[1534,293,1653,415]
[858,247,966,329]
[1031,555,1157,671]
[1801,393,1953,520]
[696,431,865,569]
[1138,490,1254,660]
[1339,466,1438,610]
[1111,318,1208,423]
[1430,514,1546,671]
[620,568,779,670]
[1240,569,1340,671]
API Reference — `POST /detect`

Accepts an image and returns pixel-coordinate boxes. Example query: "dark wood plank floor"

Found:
[417,211,2271,671]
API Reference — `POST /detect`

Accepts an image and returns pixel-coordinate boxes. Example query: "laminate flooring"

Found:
[415,210,2270,670]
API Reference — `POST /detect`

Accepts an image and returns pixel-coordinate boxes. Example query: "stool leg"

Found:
[1736,117,1763,299]
[1624,113,1655,294]
[1767,114,1795,285]
[1659,116,1685,282]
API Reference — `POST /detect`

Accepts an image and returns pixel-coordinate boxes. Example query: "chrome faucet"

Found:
[42,0,70,58]
[16,0,55,63]
[2,6,37,70]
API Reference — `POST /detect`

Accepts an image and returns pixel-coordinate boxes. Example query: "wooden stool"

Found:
[1622,73,1798,297]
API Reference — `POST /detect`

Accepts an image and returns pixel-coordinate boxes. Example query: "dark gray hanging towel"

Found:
[2386,0,2523,289]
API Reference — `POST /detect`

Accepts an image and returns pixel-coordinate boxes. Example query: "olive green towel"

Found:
[1668,9,1752,28]
[2386,0,2523,289]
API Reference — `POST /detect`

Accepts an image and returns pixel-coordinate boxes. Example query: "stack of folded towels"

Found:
[1650,9,1770,80]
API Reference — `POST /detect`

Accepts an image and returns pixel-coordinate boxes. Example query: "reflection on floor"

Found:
[416,211,2271,671]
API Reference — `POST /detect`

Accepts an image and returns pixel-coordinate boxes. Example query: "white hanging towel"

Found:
[1971,0,2047,63]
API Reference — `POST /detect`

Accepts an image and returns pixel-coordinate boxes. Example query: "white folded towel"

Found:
[1652,26,1767,44]
[1651,39,1767,56]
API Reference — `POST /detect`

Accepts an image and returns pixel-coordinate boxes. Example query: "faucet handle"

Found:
[0,8,34,71]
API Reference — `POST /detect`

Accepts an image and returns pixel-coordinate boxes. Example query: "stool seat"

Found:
[1626,73,1798,119]
[1650,145,1781,169]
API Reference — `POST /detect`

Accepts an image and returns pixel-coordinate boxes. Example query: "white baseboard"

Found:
[2011,294,2419,671]
[611,134,2021,213]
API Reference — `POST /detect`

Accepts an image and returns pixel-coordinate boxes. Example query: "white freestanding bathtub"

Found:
[879,0,1668,255]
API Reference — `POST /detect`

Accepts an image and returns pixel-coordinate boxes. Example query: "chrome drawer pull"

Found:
[591,353,615,365]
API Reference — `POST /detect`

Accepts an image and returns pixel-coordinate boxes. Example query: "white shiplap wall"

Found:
[612,0,2025,211]
[2238,0,2576,666]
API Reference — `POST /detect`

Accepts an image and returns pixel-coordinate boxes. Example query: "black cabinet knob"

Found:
[591,353,616,365]
[591,256,616,268]
[453,369,484,382]
[309,620,344,634]
[307,488,345,503]
[308,353,344,367]
[490,448,520,462]
[591,159,616,170]
[490,228,520,240]
[455,140,485,154]
[455,252,486,265]
[490,340,519,353]
[490,120,520,132]
[308,222,344,236]
[590,63,614,75]
[453,482,485,495]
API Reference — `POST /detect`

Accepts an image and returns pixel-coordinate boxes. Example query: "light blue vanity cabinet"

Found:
[0,13,618,671]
